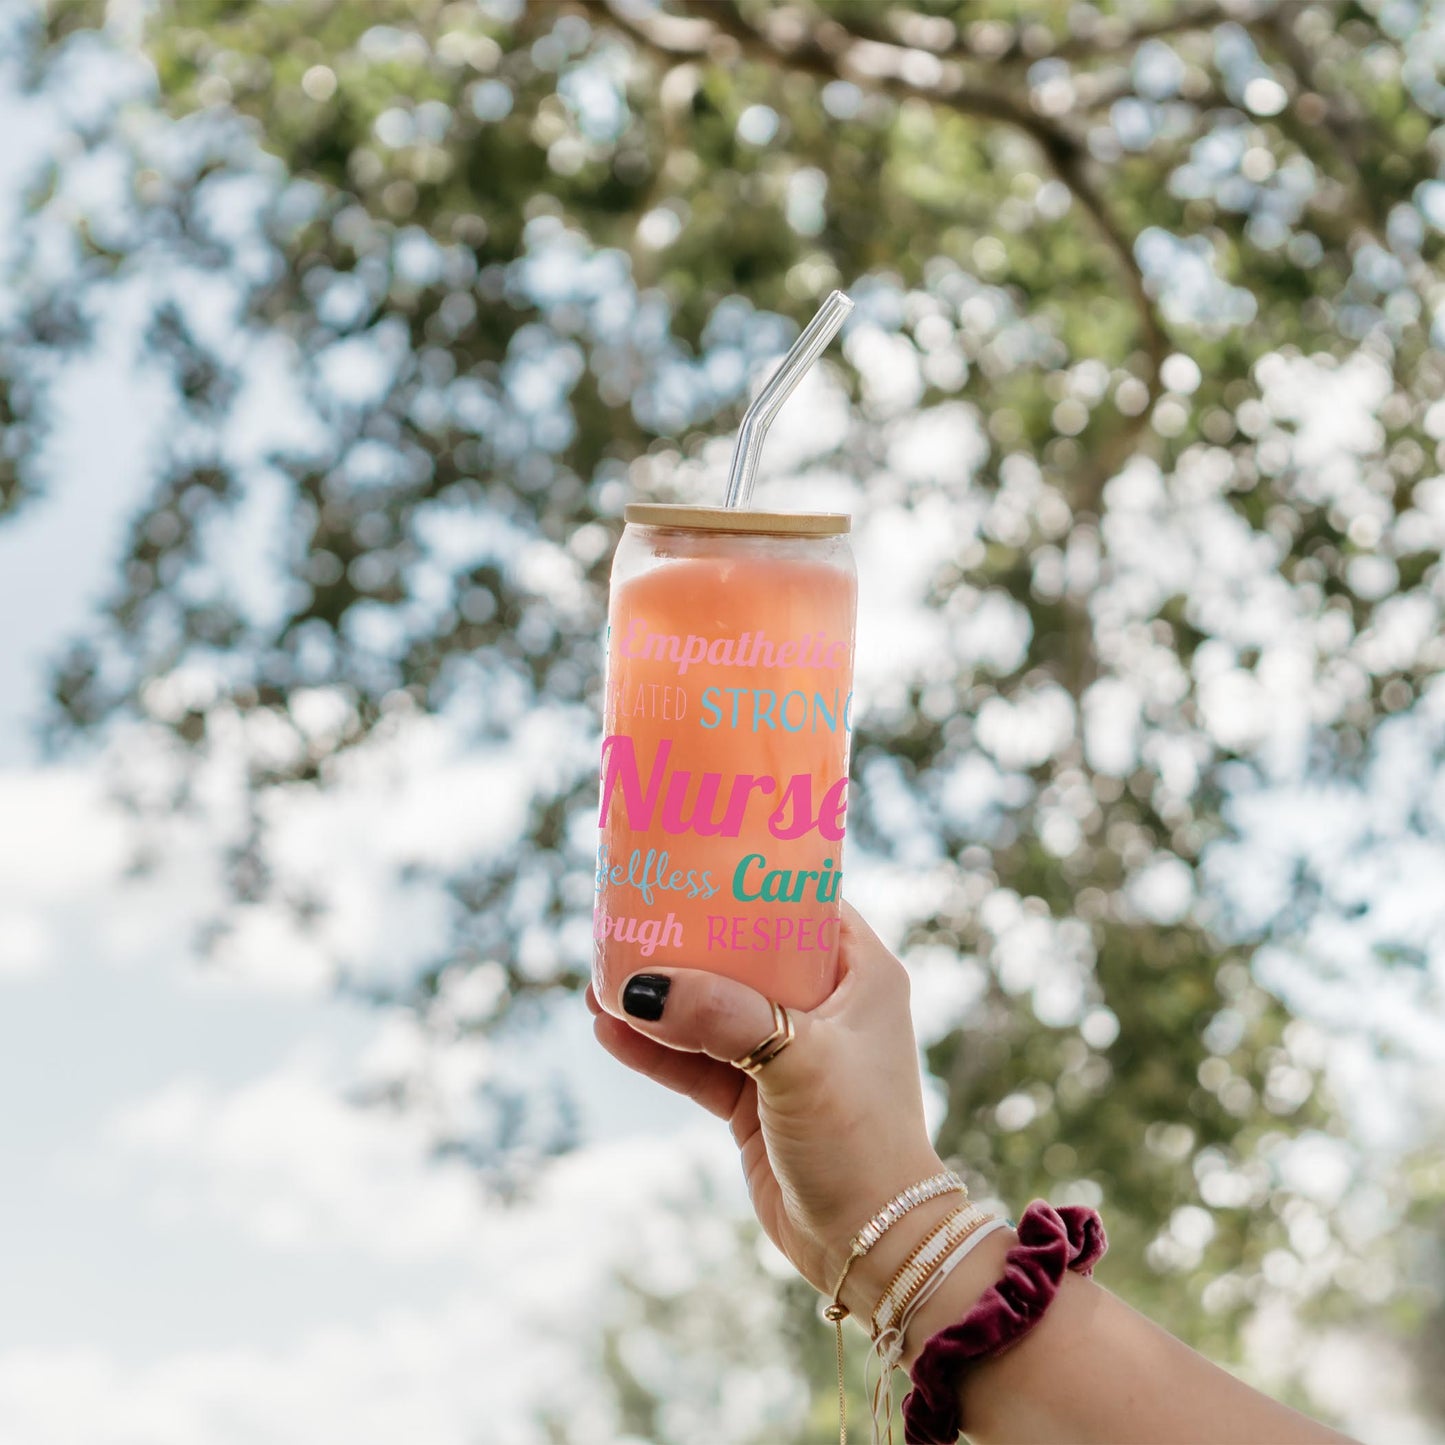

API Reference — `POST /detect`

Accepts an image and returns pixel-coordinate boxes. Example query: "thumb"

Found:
[617,968,809,1081]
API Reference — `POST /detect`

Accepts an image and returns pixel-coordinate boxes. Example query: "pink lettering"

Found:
[677,635,708,674]
[615,627,844,674]
[818,778,848,841]
[621,618,647,657]
[720,774,776,834]
[599,735,670,830]
[660,773,726,836]
[600,733,839,841]
[768,774,815,841]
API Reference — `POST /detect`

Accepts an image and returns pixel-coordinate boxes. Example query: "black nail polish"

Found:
[622,973,670,1021]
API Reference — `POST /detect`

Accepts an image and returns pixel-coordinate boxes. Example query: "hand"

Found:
[588,900,952,1314]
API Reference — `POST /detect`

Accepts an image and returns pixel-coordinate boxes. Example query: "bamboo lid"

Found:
[624,503,850,536]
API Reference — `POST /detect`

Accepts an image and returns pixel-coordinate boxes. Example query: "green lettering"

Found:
[732,853,768,902]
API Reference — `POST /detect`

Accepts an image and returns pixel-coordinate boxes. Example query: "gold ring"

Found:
[731,1000,795,1076]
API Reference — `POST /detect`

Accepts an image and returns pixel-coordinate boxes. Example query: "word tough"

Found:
[594,907,683,958]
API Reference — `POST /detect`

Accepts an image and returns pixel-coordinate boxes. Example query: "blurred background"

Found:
[1,0,1443,1440]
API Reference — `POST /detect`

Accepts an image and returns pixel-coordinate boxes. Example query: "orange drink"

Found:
[594,504,857,1012]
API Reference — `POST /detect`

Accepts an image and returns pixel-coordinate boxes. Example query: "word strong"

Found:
[599,734,847,842]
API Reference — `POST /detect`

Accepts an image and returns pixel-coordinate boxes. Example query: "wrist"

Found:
[818,1153,982,1317]
[898,1222,1016,1370]
[837,1187,963,1321]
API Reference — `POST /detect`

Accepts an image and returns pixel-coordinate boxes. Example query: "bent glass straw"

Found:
[723,289,855,509]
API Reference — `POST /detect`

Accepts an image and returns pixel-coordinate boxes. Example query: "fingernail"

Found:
[622,973,670,1021]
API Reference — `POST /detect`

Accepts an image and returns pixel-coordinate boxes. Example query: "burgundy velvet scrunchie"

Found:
[901,1200,1107,1445]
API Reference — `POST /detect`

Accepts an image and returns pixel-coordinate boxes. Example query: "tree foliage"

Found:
[10,0,1445,1432]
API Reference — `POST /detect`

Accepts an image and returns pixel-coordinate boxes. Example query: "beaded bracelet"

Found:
[901,1201,1108,1445]
[870,1203,993,1339]
[863,1206,995,1444]
[822,1170,967,1444]
[893,1216,1010,1357]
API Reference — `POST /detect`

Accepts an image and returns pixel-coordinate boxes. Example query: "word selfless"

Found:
[594,844,718,907]
[618,621,849,676]
[599,735,847,841]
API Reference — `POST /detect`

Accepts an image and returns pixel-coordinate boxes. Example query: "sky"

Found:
[0,13,1441,1445]
[0,42,734,1442]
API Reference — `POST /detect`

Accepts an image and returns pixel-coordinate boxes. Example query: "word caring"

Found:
[732,853,843,903]
[599,734,847,841]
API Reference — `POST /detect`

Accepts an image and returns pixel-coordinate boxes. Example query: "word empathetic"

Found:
[619,620,848,677]
[600,734,847,842]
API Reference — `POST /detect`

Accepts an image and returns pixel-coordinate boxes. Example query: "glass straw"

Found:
[723,289,854,509]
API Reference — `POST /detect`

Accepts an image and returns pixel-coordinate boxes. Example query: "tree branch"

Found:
[1044,1,1247,62]
[823,0,1240,67]
[589,0,712,56]
[1245,9,1390,237]
[607,0,1167,505]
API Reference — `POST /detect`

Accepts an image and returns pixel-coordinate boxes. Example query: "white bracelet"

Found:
[869,1203,993,1337]
[866,1216,1011,1441]
[851,1169,967,1254]
[824,1169,969,1445]
[894,1216,1011,1356]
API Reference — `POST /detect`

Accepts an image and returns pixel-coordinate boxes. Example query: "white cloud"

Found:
[0,770,128,904]
[0,769,135,982]
[108,1057,484,1259]
[0,1297,613,1445]
[9,1067,773,1445]
[0,911,49,977]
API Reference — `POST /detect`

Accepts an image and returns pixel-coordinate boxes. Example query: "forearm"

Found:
[899,1237,1356,1445]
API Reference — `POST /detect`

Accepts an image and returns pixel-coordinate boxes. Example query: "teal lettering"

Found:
[753,689,778,732]
[787,869,819,903]
[732,854,768,902]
